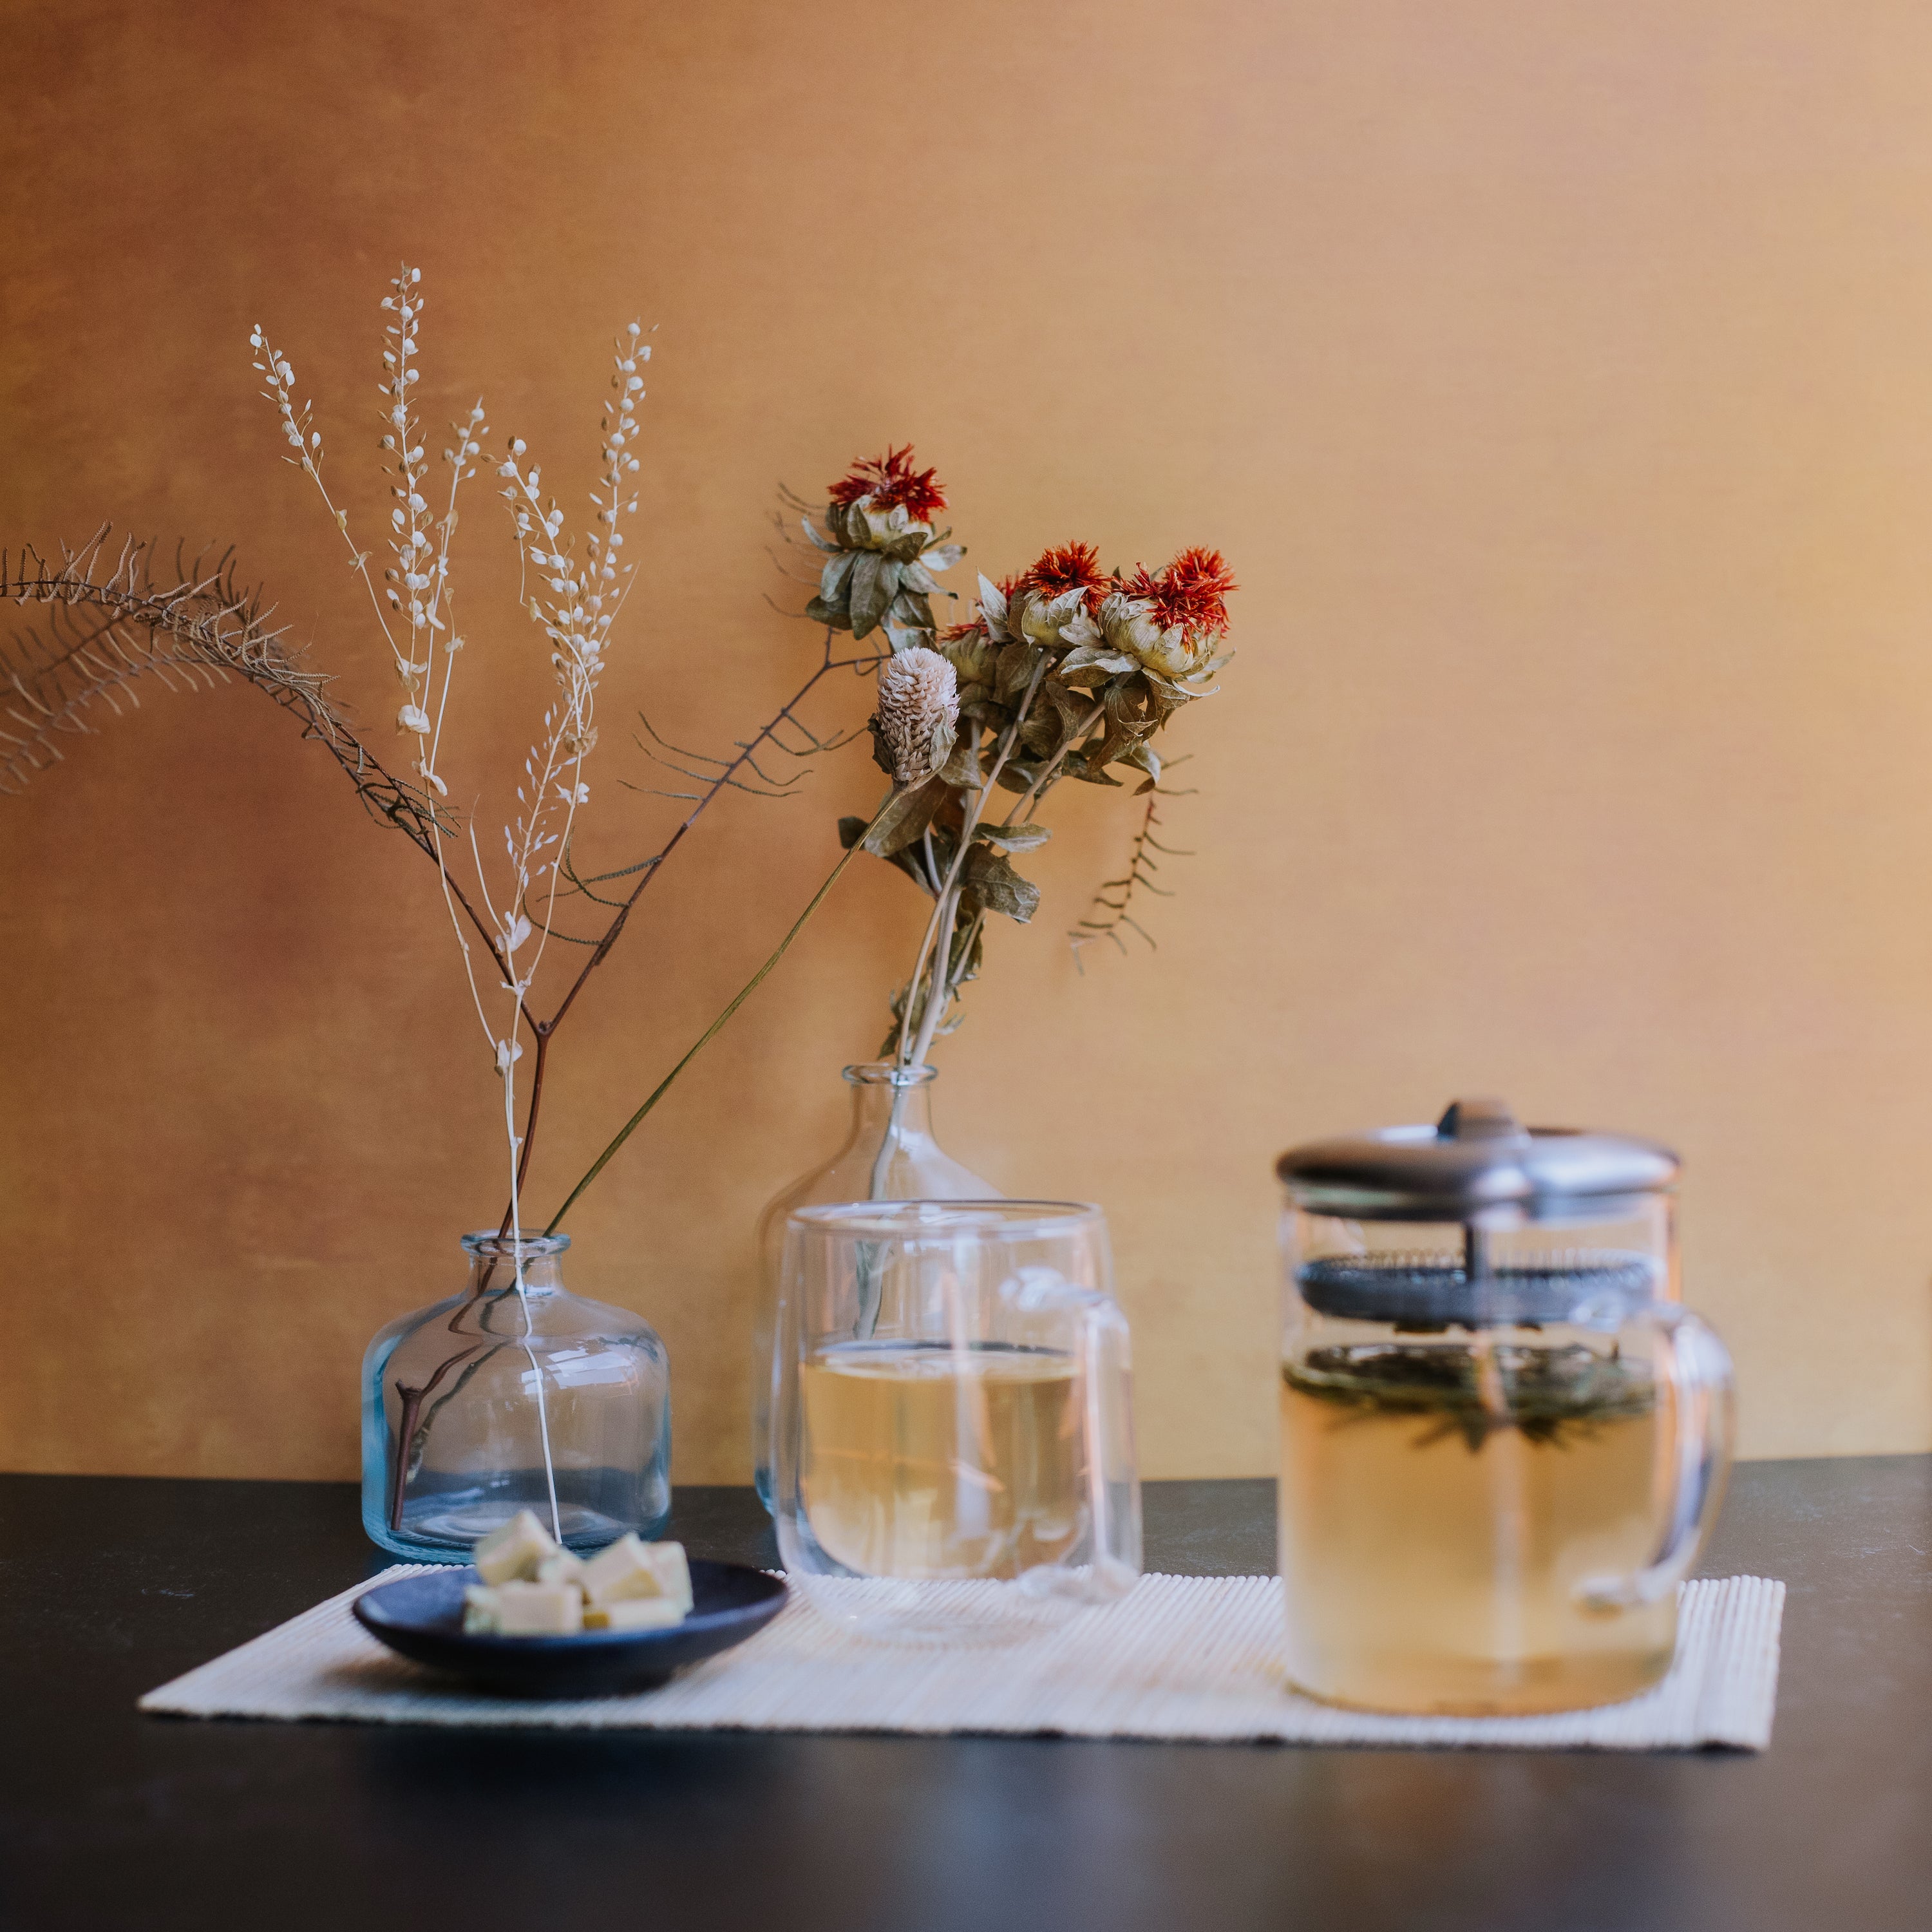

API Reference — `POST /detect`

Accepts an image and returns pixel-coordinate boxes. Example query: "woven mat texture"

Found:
[139,1569,1785,1751]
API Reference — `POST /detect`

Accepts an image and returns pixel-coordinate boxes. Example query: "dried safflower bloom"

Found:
[874,645,959,784]
[1015,542,1108,603]
[1126,547,1236,643]
[991,544,1113,652]
[829,446,948,522]
[806,445,965,639]
[1086,548,1239,685]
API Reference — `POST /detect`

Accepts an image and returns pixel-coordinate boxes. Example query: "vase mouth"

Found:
[461,1229,571,1260]
[843,1061,939,1088]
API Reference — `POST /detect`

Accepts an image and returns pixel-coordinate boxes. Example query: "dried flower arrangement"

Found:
[6,343,1230,1528]
[787,450,1238,1074]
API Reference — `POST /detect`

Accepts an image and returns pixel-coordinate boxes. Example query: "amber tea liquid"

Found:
[1278,1343,1674,1714]
[800,1340,1083,1580]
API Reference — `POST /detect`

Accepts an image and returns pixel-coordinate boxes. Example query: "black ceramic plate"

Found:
[353,1560,787,1696]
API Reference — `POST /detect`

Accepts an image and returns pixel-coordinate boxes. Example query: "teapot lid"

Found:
[1275,1097,1679,1222]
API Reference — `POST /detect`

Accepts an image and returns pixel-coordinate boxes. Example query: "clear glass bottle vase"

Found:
[362,1230,672,1562]
[751,1062,998,1511]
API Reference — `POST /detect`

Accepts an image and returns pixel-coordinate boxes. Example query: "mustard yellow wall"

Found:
[4,0,1929,1481]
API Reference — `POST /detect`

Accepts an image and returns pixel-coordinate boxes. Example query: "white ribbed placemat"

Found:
[138,1570,1783,1750]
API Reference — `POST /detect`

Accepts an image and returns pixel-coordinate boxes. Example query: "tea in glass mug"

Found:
[1275,1099,1734,1716]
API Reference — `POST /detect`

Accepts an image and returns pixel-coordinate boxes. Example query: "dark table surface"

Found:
[3,1459,1928,1932]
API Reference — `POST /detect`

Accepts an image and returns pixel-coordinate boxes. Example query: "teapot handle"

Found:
[1575,1303,1736,1613]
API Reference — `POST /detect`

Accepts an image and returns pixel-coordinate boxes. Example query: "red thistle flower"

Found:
[1126,547,1236,641]
[1016,541,1110,605]
[828,445,948,521]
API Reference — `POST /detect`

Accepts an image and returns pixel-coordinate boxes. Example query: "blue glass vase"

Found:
[362,1230,671,1562]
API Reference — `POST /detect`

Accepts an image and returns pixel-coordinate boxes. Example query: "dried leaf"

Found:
[848,551,888,638]
[843,811,944,895]
[963,843,1040,922]
[863,775,947,856]
[1061,643,1137,676]
[974,820,1051,852]
[996,639,1038,699]
[890,589,936,632]
[1066,751,1123,786]
[819,550,857,605]
[938,735,983,788]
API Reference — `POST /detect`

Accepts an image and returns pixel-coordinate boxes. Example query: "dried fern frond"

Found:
[1069,791,1194,971]
[1,527,446,850]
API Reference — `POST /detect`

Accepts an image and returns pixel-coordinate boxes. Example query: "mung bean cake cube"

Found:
[590,1596,687,1632]
[537,1549,589,1591]
[582,1535,693,1613]
[473,1509,558,1585]
[493,1579,583,1636]
[462,1584,502,1634]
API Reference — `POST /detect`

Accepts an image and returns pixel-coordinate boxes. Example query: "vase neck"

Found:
[843,1062,939,1146]
[462,1229,569,1298]
[468,1256,564,1298]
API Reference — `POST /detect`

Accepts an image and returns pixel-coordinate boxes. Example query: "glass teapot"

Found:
[1275,1097,1734,1716]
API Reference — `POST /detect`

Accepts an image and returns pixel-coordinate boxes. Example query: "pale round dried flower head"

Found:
[875,645,959,784]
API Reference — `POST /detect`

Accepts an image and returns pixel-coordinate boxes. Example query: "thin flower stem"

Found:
[940,906,988,1009]
[501,1044,562,1542]
[498,634,860,1225]
[543,793,893,1233]
[912,696,1103,1030]
[538,633,852,1039]
[417,406,502,1062]
[1007,699,1104,826]
[515,1027,552,1197]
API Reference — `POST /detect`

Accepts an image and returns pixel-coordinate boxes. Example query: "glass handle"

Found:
[1006,1276,1142,1605]
[1575,1304,1736,1612]
[1059,1291,1142,1602]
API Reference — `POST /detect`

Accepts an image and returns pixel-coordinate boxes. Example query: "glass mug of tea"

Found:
[770,1200,1141,1643]
[1276,1098,1735,1716]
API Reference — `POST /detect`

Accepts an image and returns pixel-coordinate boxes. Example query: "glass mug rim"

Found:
[786,1198,1103,1243]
